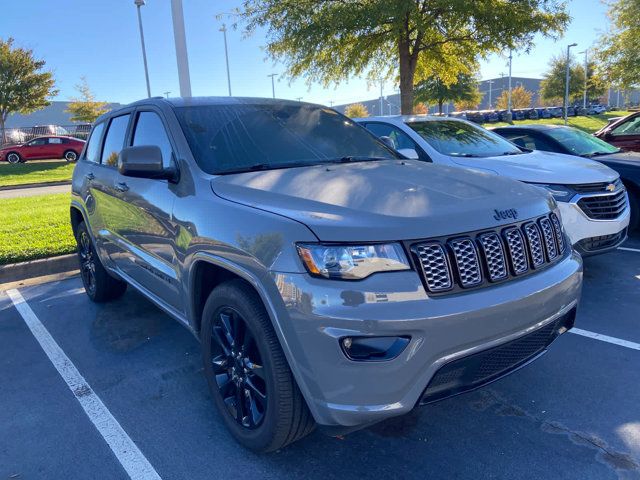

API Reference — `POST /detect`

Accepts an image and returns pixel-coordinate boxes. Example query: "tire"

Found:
[75,221,127,302]
[201,279,315,452]
[64,150,78,162]
[6,152,21,164]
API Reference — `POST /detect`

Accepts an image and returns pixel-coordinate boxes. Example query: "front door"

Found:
[109,109,182,314]
[608,114,640,152]
[22,138,48,160]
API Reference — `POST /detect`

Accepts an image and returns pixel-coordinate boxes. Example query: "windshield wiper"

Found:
[217,161,316,174]
[449,153,481,157]
[326,156,392,163]
[585,151,618,157]
[501,151,523,156]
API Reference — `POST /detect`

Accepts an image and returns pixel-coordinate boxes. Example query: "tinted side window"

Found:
[365,123,416,150]
[29,138,47,146]
[132,112,173,168]
[504,133,536,150]
[84,123,105,163]
[612,116,640,136]
[101,115,131,167]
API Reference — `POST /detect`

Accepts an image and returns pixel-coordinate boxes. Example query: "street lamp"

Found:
[507,50,513,113]
[171,0,192,97]
[578,49,588,109]
[487,80,494,108]
[134,0,151,98]
[267,73,278,98]
[163,91,171,98]
[564,42,577,125]
[219,23,232,96]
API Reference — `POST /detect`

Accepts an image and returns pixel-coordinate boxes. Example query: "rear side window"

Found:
[48,138,62,144]
[101,115,131,167]
[84,123,105,163]
[132,111,174,168]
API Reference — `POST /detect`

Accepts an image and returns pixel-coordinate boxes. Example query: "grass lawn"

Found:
[0,193,75,265]
[490,110,631,133]
[0,161,75,188]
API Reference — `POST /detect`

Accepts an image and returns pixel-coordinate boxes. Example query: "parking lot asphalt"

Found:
[1,239,639,480]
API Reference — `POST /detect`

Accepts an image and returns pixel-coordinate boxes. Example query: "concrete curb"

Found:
[0,254,78,285]
[0,180,72,191]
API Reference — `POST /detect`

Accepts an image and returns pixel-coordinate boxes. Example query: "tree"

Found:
[539,53,585,104]
[496,85,533,109]
[66,77,109,123]
[596,0,640,89]
[0,38,57,141]
[414,73,482,114]
[413,102,428,114]
[236,1,569,114]
[344,103,369,118]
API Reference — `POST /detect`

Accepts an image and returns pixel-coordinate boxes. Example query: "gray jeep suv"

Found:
[70,97,582,452]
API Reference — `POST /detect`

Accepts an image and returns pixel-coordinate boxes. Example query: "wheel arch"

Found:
[70,204,86,237]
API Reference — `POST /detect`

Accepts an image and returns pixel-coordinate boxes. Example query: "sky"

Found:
[0,0,611,106]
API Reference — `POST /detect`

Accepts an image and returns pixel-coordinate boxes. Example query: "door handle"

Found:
[85,173,95,181]
[115,182,129,192]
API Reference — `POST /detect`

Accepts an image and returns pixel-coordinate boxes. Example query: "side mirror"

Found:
[118,145,178,181]
[379,135,396,150]
[397,148,419,160]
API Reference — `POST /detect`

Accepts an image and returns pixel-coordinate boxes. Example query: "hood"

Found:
[451,150,619,184]
[0,143,23,150]
[211,160,555,242]
[591,150,640,167]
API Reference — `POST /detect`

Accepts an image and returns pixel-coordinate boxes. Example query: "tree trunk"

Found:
[438,100,444,114]
[398,37,416,115]
[0,114,5,145]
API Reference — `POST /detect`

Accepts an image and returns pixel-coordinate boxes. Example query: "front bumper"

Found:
[270,252,582,428]
[557,199,629,254]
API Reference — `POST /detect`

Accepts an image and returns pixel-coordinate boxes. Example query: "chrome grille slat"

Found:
[503,227,529,274]
[477,233,508,281]
[522,223,544,268]
[539,218,558,260]
[577,189,628,220]
[415,243,452,292]
[413,214,566,295]
[449,238,482,287]
[550,213,565,254]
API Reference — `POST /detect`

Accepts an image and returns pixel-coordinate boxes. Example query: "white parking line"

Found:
[570,327,640,351]
[6,288,162,480]
[618,246,640,253]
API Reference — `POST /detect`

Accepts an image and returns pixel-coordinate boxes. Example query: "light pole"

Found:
[163,91,171,98]
[579,49,588,108]
[487,80,494,108]
[379,80,384,116]
[219,23,232,96]
[267,73,277,98]
[171,0,192,97]
[564,43,577,125]
[134,0,151,98]
[507,50,513,113]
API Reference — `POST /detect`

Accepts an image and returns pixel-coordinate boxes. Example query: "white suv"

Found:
[357,115,630,255]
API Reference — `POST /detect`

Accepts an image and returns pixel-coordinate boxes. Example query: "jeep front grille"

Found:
[412,214,566,295]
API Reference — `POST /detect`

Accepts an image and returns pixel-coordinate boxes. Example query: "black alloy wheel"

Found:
[210,306,267,429]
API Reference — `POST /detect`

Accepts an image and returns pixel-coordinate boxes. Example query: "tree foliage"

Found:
[596,0,640,88]
[496,85,533,109]
[65,77,109,123]
[235,0,569,114]
[413,102,428,114]
[344,103,369,118]
[0,38,57,139]
[540,53,606,105]
[414,73,482,113]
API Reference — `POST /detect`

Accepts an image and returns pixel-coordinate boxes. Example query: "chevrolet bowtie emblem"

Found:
[606,184,616,192]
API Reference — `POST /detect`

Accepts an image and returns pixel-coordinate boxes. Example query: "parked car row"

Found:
[453,105,613,125]
[70,97,583,452]
[0,123,92,147]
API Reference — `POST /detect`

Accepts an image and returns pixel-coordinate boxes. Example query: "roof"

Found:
[358,115,463,123]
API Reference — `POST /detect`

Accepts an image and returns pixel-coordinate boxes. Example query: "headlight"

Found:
[528,183,575,202]
[296,243,410,280]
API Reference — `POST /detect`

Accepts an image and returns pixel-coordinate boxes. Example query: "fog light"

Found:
[340,336,410,362]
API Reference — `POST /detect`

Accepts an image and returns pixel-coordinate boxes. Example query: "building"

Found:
[5,101,122,128]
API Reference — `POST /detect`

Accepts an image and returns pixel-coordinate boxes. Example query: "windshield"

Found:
[174,103,398,174]
[546,127,620,156]
[407,120,522,157]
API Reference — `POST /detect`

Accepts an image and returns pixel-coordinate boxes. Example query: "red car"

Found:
[594,111,640,152]
[0,135,85,164]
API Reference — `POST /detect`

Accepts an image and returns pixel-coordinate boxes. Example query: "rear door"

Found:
[109,108,183,313]
[45,137,64,159]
